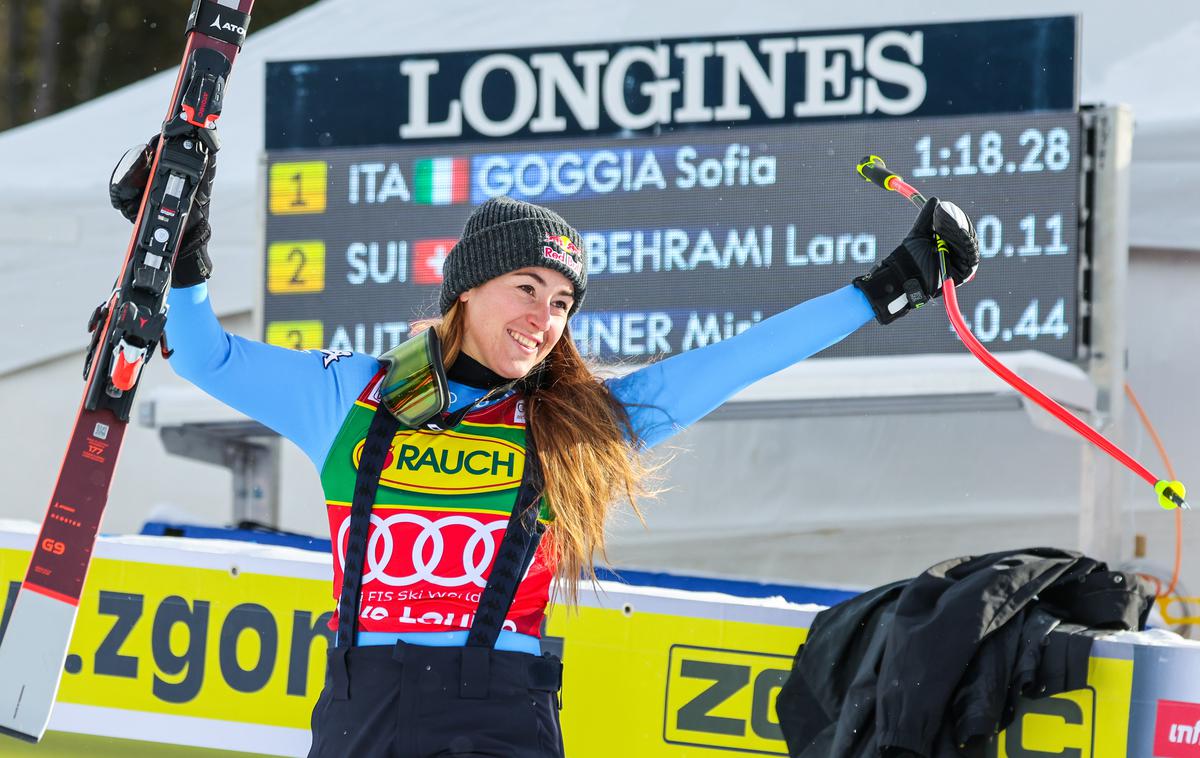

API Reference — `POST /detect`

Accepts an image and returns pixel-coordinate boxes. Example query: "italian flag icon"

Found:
[413,157,470,205]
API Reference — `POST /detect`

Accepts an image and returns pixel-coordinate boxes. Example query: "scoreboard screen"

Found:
[262,17,1082,363]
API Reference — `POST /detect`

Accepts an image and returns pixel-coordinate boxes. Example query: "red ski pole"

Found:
[855,154,1188,511]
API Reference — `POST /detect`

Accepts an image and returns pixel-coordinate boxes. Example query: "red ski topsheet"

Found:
[24,0,254,605]
[24,409,126,604]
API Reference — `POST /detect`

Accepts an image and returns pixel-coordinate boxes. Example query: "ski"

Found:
[0,0,254,742]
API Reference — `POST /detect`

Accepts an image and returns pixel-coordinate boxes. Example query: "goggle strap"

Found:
[424,380,521,431]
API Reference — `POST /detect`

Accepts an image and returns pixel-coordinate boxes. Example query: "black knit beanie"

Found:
[439,196,587,315]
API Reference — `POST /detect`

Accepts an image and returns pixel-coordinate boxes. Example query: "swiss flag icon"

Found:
[412,239,456,285]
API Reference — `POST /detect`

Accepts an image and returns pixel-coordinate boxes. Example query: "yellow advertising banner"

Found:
[0,533,1145,757]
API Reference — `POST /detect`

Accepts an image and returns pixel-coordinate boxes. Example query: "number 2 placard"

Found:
[267,240,326,294]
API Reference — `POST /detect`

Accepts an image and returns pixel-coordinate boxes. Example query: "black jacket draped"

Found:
[776,547,1152,757]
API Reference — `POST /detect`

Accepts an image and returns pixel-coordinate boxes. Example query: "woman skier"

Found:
[110,140,979,757]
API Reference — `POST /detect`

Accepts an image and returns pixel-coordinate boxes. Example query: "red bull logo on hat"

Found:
[542,234,583,275]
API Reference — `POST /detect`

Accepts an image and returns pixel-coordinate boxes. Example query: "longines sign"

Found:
[265,16,1077,149]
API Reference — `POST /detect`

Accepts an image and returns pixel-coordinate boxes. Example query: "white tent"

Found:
[0,0,1196,590]
[2,0,1198,373]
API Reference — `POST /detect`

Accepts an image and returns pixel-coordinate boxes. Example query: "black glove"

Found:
[109,134,215,288]
[853,197,980,324]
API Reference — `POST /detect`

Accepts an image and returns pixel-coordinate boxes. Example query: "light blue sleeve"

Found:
[607,285,875,449]
[165,284,381,470]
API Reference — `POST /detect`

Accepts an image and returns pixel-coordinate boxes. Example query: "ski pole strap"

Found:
[186,0,251,48]
[466,422,547,649]
[334,401,400,649]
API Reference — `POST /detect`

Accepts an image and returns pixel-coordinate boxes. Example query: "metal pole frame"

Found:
[1078,104,1135,563]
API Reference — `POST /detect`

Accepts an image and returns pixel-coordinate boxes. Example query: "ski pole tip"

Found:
[1155,480,1189,510]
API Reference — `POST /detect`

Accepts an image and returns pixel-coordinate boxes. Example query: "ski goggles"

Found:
[378,328,450,429]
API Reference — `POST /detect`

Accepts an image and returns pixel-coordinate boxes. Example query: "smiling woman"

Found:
[458,269,575,378]
[109,129,979,754]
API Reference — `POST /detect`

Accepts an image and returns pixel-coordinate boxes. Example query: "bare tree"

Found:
[31,0,63,119]
[4,0,25,129]
[75,0,109,102]
[1,0,317,132]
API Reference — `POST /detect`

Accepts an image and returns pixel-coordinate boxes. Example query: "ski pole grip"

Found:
[857,155,899,191]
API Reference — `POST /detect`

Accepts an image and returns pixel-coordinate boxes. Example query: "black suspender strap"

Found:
[466,423,547,649]
[334,401,400,649]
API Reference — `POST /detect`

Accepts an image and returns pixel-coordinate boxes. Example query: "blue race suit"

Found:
[165,283,873,654]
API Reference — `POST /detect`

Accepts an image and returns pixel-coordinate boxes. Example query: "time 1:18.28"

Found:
[912,128,1071,178]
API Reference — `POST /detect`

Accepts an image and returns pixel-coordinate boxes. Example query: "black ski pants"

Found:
[308,641,565,757]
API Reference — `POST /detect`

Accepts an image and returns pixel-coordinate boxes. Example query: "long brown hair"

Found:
[427,302,656,603]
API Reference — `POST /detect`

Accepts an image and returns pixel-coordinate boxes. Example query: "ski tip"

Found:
[0,722,42,744]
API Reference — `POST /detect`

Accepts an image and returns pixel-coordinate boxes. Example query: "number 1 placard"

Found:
[269,160,328,215]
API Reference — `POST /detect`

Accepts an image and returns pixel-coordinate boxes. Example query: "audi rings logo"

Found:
[337,512,509,587]
[353,429,525,495]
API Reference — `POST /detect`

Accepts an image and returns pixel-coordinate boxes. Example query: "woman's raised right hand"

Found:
[108,134,216,288]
